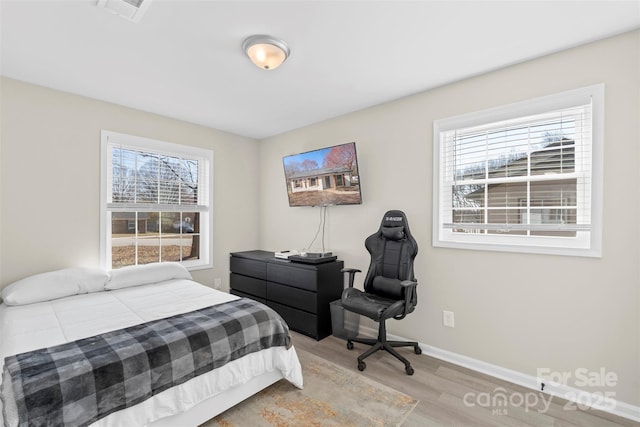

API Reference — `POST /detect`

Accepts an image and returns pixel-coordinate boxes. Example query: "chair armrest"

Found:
[398,280,418,319]
[341,268,361,288]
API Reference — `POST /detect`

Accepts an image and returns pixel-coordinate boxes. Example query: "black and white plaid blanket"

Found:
[2,298,291,427]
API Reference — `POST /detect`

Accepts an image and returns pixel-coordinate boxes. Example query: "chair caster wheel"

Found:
[414,345,422,355]
[405,366,414,375]
[347,341,354,350]
[358,361,366,371]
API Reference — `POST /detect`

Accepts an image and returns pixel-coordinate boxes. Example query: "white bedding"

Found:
[0,279,303,426]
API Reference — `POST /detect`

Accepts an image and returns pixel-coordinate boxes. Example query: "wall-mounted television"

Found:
[283,142,362,207]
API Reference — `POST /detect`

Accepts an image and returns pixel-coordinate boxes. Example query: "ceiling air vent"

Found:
[96,0,152,23]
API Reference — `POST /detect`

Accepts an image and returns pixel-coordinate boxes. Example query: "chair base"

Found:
[346,320,422,375]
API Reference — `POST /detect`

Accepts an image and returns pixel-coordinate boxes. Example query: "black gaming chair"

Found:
[341,210,421,375]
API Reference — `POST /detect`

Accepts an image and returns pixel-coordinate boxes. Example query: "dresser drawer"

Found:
[230,256,267,280]
[267,281,317,314]
[267,263,317,291]
[230,273,266,298]
[267,301,318,339]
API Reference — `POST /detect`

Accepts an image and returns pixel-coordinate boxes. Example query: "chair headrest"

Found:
[381,211,408,228]
[379,210,412,241]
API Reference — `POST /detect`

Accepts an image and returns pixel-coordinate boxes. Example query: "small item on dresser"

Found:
[288,253,337,264]
[274,250,300,259]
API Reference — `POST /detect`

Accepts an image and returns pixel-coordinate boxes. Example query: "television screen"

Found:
[283,142,362,207]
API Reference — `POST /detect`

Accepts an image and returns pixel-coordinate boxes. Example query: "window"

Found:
[433,85,603,257]
[101,131,213,269]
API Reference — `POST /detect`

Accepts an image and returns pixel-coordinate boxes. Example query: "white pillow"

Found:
[76,268,112,293]
[1,268,110,306]
[107,262,192,290]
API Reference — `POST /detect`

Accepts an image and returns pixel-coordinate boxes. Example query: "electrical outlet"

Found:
[214,278,222,289]
[443,310,455,328]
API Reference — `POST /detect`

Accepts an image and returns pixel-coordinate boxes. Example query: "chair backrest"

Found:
[363,210,418,305]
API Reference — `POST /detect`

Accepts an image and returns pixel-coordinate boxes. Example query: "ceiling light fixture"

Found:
[242,35,290,70]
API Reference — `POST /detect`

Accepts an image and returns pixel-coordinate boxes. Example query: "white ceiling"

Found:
[2,0,639,139]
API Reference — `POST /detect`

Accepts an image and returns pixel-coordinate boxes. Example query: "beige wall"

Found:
[0,77,260,288]
[259,30,640,406]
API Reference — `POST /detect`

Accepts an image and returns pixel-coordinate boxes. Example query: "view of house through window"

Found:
[101,131,212,269]
[111,211,200,268]
[433,85,603,256]
[450,126,580,237]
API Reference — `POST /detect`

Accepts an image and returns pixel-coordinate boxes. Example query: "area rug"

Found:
[203,348,418,426]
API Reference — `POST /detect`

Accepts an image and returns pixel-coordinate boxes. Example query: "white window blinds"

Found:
[433,84,603,257]
[107,144,210,213]
[101,131,213,269]
[441,104,591,234]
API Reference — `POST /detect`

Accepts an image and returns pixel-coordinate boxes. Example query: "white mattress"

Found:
[0,279,303,426]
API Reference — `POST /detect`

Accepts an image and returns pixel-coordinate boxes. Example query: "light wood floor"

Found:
[291,331,638,427]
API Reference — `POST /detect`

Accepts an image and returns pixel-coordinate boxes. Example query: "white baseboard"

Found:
[357,325,640,422]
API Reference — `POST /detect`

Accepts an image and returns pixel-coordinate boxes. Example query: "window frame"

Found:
[100,130,214,270]
[432,84,604,257]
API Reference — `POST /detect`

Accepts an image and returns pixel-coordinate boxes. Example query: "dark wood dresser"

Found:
[229,250,344,340]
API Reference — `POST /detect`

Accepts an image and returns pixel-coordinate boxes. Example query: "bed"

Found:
[0,263,303,427]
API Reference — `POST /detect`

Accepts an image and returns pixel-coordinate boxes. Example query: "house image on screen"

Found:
[287,166,357,193]
[282,142,362,206]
